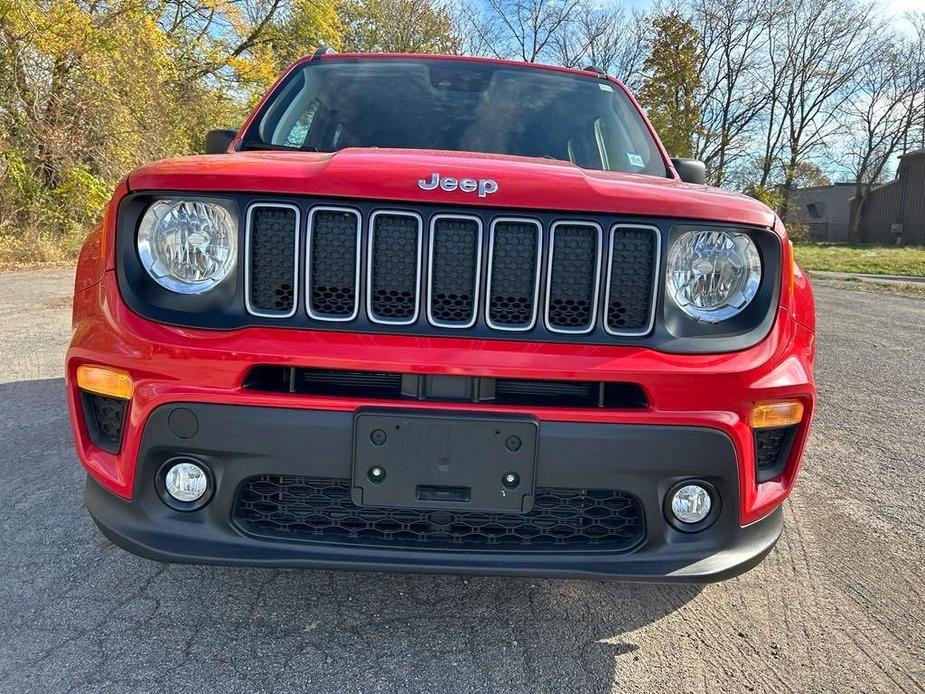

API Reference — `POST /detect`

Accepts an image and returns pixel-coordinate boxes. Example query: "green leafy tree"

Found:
[637,11,703,158]
[0,0,341,263]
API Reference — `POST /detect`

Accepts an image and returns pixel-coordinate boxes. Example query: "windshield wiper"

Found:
[240,141,318,152]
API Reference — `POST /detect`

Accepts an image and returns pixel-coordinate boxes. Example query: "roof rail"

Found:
[313,45,337,58]
[582,65,607,78]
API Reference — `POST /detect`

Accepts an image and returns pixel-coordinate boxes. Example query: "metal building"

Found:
[853,149,925,244]
[786,183,855,241]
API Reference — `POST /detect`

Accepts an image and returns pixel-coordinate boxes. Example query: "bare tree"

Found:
[690,0,775,186]
[549,1,648,88]
[458,0,581,63]
[771,0,879,221]
[903,13,925,152]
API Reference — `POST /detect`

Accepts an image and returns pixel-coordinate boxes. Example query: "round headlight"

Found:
[666,230,761,322]
[137,199,237,293]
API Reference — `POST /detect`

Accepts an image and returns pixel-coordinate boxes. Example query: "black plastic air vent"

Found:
[236,475,645,551]
[243,366,648,409]
[80,391,128,454]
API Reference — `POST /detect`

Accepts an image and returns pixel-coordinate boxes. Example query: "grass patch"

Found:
[794,244,925,276]
[0,229,84,270]
[811,276,925,301]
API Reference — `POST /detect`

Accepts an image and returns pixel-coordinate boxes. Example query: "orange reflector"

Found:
[751,400,804,429]
[76,365,134,400]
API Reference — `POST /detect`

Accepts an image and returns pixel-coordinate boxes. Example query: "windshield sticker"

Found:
[627,153,645,168]
[598,83,614,92]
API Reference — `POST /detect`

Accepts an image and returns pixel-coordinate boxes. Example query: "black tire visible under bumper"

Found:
[85,403,783,582]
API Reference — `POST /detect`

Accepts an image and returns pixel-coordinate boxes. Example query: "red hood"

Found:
[127,149,776,228]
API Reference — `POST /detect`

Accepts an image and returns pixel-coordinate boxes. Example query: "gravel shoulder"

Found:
[0,270,922,694]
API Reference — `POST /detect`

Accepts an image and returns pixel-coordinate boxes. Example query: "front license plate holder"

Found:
[352,411,538,513]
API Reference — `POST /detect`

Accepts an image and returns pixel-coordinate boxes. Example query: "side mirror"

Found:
[671,158,706,185]
[205,129,237,154]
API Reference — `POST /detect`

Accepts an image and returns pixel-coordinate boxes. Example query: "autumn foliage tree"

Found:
[636,12,703,158]
[0,0,458,264]
[1,0,923,264]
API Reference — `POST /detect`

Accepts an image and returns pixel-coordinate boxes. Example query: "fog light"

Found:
[670,484,712,524]
[164,461,209,502]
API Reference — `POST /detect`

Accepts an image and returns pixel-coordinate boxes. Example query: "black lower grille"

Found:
[235,476,644,551]
[754,426,797,482]
[247,205,297,315]
[80,391,127,454]
[606,227,658,334]
[243,366,648,409]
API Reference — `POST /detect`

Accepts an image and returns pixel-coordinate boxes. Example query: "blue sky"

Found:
[625,0,920,15]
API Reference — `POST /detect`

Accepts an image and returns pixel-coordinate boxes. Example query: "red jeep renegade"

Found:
[66,53,816,581]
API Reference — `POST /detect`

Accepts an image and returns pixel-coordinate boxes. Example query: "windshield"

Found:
[242,58,668,177]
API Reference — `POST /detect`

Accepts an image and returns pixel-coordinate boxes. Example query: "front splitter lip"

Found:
[84,476,783,583]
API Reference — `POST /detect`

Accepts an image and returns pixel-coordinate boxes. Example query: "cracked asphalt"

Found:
[0,269,923,693]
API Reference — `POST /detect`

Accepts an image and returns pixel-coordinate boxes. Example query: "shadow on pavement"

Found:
[0,378,702,693]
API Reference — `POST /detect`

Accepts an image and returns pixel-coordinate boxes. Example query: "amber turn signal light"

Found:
[76,365,134,400]
[750,400,804,429]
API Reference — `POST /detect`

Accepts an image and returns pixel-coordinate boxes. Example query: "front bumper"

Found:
[85,402,783,581]
[68,271,813,580]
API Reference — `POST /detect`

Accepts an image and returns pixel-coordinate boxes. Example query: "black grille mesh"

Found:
[309,210,358,318]
[236,475,644,550]
[754,426,796,482]
[607,228,657,332]
[82,393,127,453]
[547,225,599,330]
[370,215,419,321]
[755,427,790,469]
[488,221,540,328]
[429,218,479,324]
[248,206,297,314]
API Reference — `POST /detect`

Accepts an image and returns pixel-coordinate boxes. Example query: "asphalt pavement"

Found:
[0,269,922,694]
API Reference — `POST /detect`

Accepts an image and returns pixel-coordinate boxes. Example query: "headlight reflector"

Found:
[666,230,761,322]
[137,199,237,293]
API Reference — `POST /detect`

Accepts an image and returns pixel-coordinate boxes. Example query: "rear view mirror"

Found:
[672,158,706,185]
[205,129,236,154]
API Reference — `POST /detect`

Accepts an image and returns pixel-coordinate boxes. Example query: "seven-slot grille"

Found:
[244,203,660,339]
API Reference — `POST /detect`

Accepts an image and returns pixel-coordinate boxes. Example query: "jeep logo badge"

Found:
[418,172,498,198]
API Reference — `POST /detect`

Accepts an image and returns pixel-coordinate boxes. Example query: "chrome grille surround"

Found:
[603,224,661,337]
[544,221,603,335]
[366,210,424,325]
[426,213,484,329]
[305,206,362,322]
[484,217,543,332]
[244,202,300,319]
